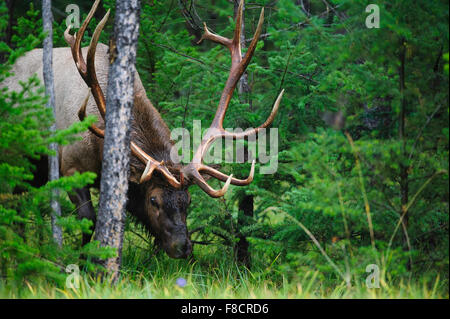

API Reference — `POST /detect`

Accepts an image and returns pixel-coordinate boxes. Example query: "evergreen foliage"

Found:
[0,1,114,286]
[0,0,448,296]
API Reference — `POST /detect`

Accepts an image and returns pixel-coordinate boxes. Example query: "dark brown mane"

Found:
[129,90,176,174]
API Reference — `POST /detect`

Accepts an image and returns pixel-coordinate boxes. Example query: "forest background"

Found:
[0,0,448,298]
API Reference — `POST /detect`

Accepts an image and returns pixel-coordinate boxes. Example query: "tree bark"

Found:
[399,38,412,271]
[94,0,141,282]
[234,0,253,267]
[234,0,251,107]
[399,38,409,228]
[42,0,62,248]
[236,195,253,268]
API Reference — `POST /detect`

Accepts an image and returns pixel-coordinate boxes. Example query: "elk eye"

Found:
[150,197,159,209]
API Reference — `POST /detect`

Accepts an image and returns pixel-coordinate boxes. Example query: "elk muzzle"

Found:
[162,225,192,259]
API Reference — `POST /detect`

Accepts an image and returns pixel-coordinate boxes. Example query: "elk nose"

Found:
[171,240,192,258]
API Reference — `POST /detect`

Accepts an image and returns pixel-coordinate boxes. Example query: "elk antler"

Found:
[181,0,284,198]
[65,0,181,188]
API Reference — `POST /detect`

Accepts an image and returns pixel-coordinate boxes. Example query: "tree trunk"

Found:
[94,0,141,282]
[236,195,253,268]
[234,0,251,108]
[234,0,253,267]
[399,38,409,228]
[42,0,62,248]
[399,38,412,271]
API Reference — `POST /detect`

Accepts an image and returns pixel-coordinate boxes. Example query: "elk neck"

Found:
[129,89,175,173]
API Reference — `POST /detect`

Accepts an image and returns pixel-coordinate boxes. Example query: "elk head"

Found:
[64,0,283,259]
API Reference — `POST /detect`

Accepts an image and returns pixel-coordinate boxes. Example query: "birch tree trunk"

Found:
[42,0,62,248]
[94,0,141,281]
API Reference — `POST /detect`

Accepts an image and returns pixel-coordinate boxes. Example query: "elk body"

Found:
[3,0,283,259]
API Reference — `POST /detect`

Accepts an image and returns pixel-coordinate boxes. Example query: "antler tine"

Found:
[86,9,110,120]
[197,1,264,131]
[197,22,232,48]
[78,88,105,138]
[64,26,75,47]
[193,170,233,198]
[131,143,182,188]
[70,1,182,188]
[183,0,283,198]
[197,0,245,56]
[199,160,256,186]
[224,89,284,140]
[213,2,264,130]
[77,89,90,122]
[231,0,244,57]
[64,0,102,80]
[65,0,107,120]
[139,160,157,184]
[238,7,264,75]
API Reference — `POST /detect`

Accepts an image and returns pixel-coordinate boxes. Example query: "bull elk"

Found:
[5,0,283,259]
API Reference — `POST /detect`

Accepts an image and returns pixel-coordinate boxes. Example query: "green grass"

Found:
[0,265,446,299]
[0,230,447,299]
[2,275,445,299]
